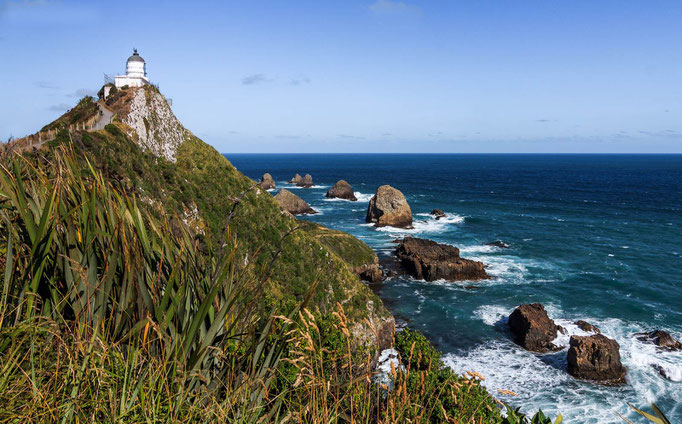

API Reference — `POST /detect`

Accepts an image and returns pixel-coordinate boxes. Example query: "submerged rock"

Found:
[366,185,412,228]
[395,237,489,282]
[636,330,682,351]
[508,303,562,352]
[575,320,601,334]
[326,180,357,201]
[430,209,446,219]
[486,240,510,249]
[274,189,316,215]
[260,173,276,190]
[567,334,627,385]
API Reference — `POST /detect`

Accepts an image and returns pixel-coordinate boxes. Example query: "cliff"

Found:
[35,85,393,347]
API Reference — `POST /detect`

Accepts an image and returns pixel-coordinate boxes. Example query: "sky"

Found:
[1,0,681,153]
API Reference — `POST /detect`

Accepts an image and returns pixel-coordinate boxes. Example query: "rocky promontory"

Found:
[366,185,412,228]
[274,189,316,215]
[289,173,314,188]
[508,303,562,352]
[260,173,276,190]
[395,237,489,282]
[326,180,357,201]
[567,334,627,385]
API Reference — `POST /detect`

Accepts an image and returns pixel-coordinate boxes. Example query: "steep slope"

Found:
[40,85,393,347]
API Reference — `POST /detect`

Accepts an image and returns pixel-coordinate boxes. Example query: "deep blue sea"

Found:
[226,153,682,423]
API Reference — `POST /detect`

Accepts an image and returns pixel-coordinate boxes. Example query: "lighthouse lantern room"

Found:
[114,49,149,88]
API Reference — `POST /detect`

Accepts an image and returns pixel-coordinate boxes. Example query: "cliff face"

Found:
[121,86,189,162]
[42,86,393,349]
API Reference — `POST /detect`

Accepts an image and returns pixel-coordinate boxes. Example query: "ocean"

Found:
[225,153,682,423]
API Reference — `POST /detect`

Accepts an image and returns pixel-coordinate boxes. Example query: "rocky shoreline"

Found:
[257,173,682,390]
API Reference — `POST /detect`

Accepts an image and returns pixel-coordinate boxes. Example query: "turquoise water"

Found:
[226,153,682,422]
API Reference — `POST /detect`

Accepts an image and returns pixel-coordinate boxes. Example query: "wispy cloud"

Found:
[368,0,419,15]
[338,134,365,140]
[48,103,71,112]
[241,73,271,85]
[71,88,95,98]
[289,77,311,86]
[34,81,58,89]
[535,119,553,123]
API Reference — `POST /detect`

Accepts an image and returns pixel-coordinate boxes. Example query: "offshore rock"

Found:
[430,209,446,219]
[274,189,316,215]
[260,173,276,190]
[508,303,562,352]
[290,173,314,188]
[366,185,412,228]
[326,180,357,201]
[486,240,510,249]
[575,320,601,334]
[636,330,682,351]
[567,334,627,385]
[395,237,488,282]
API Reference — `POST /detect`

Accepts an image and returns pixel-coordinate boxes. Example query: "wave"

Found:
[281,184,329,189]
[374,213,465,235]
[456,306,682,422]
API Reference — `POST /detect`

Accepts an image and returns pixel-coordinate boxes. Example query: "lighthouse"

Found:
[114,49,149,88]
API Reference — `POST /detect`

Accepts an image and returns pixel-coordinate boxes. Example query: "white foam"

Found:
[374,213,465,235]
[445,309,682,422]
[354,192,373,202]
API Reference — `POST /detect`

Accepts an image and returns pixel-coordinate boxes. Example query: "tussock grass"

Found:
[0,145,560,423]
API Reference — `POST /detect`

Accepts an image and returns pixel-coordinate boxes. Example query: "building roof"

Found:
[127,49,145,63]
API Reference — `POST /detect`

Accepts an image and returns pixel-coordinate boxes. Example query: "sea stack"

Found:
[290,173,314,188]
[508,303,562,352]
[366,185,412,228]
[395,237,488,282]
[326,180,357,201]
[260,173,276,190]
[567,334,627,385]
[274,189,316,215]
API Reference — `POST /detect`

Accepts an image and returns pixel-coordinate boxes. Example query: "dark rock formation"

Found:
[508,303,561,352]
[486,240,510,248]
[274,189,316,215]
[575,320,601,334]
[326,180,357,201]
[353,259,383,283]
[567,334,627,385]
[395,237,489,282]
[366,185,412,228]
[289,173,314,188]
[636,330,682,351]
[260,173,276,190]
[430,209,446,219]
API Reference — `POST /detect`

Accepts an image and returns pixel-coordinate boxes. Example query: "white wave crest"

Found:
[373,213,465,235]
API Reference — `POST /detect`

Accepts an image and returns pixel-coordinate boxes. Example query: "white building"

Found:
[114,49,149,88]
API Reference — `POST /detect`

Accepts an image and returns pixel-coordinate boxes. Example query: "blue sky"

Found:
[1,0,681,153]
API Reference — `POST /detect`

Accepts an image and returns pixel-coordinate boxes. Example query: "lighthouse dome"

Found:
[125,49,147,78]
[127,49,145,63]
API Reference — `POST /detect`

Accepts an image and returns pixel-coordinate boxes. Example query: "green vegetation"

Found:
[40,96,99,132]
[0,91,568,422]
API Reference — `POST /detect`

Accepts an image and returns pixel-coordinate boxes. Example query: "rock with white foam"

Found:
[326,179,357,201]
[366,185,412,228]
[567,334,627,385]
[395,237,489,282]
[636,330,682,351]
[508,303,562,352]
[373,348,404,391]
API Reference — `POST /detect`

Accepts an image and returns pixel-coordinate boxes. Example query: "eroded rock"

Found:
[508,303,561,352]
[274,188,316,215]
[366,185,412,228]
[326,180,357,201]
[395,237,488,282]
[260,173,276,190]
[567,334,627,385]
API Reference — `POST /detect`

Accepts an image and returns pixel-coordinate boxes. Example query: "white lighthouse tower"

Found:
[114,49,149,88]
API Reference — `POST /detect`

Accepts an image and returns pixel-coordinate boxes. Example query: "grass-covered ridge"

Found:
[0,89,565,422]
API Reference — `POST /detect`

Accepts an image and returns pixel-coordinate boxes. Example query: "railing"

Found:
[2,107,107,152]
